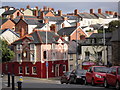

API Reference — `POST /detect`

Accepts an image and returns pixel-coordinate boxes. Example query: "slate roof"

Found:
[68,40,77,54]
[0,19,8,25]
[86,33,112,39]
[35,23,46,29]
[23,19,40,25]
[2,9,17,15]
[78,13,97,19]
[13,31,60,44]
[94,13,106,19]
[44,16,63,21]
[57,26,77,36]
[90,24,102,30]
[63,15,80,20]
[16,16,38,19]
[111,28,120,41]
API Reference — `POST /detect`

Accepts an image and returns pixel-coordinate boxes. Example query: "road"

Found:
[1,75,115,90]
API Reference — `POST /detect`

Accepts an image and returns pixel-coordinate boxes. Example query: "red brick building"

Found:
[2,30,68,78]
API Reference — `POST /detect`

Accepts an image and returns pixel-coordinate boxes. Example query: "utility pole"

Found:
[46,26,48,79]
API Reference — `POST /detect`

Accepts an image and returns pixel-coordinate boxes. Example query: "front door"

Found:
[55,64,59,77]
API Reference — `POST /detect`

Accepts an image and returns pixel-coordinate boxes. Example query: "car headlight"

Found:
[95,74,102,78]
[77,76,81,78]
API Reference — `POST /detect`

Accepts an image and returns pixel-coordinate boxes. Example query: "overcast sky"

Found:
[1,1,119,14]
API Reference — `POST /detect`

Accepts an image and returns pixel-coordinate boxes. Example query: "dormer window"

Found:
[17,44,22,50]
[30,44,35,50]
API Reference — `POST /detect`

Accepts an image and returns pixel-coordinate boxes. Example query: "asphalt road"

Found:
[1,75,115,90]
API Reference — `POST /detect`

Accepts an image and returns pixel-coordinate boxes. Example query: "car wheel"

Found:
[115,81,120,90]
[61,82,63,84]
[69,78,72,84]
[104,79,109,88]
[91,79,95,86]
[74,78,77,84]
[84,78,88,85]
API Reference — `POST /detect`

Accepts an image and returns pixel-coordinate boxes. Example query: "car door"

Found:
[86,67,93,83]
[106,68,112,85]
[109,67,117,86]
[117,67,120,82]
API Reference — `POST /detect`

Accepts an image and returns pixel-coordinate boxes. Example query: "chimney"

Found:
[43,6,47,11]
[48,7,52,11]
[114,12,118,17]
[98,8,102,14]
[5,7,9,11]
[20,15,24,20]
[44,19,49,23]
[27,5,30,9]
[58,10,62,16]
[90,9,94,14]
[76,22,80,27]
[63,17,67,21]
[51,8,54,11]
[35,6,38,10]
[40,12,45,19]
[105,11,109,14]
[39,8,42,12]
[74,9,79,15]
[62,23,65,28]
[20,8,24,12]
[109,11,114,15]
[34,10,38,16]
[50,24,57,33]
[10,14,14,20]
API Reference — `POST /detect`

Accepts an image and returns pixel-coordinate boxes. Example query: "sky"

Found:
[1,1,119,14]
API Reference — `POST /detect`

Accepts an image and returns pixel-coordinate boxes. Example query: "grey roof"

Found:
[87,33,112,39]
[111,28,120,41]
[35,23,46,29]
[63,15,80,20]
[12,19,20,23]
[16,16,38,19]
[56,20,64,24]
[2,9,17,15]
[44,16,63,21]
[94,13,106,19]
[78,13,97,19]
[23,19,40,25]
[0,19,8,25]
[13,31,60,44]
[57,26,77,36]
[90,24,102,30]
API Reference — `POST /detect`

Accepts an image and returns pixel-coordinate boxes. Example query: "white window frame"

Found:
[25,66,29,74]
[70,65,73,71]
[16,44,22,50]
[17,53,22,61]
[19,66,23,74]
[30,44,35,50]
[32,67,37,74]
[30,52,35,61]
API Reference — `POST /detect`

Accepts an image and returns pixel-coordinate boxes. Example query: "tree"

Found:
[107,20,120,32]
[0,39,14,62]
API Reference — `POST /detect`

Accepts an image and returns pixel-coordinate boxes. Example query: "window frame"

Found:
[16,44,22,50]
[19,66,23,74]
[25,66,29,74]
[32,67,37,74]
[63,65,66,72]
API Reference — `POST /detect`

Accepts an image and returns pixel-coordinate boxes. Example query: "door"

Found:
[55,64,59,77]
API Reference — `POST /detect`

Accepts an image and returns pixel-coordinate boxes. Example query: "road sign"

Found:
[46,62,49,67]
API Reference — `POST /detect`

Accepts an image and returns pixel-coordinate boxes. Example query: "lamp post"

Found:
[46,27,48,79]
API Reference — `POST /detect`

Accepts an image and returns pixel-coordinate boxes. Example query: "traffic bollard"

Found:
[12,74,15,90]
[17,81,22,90]
[8,72,10,87]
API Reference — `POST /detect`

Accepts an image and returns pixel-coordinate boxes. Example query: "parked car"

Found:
[85,66,109,86]
[104,66,120,90]
[60,71,71,84]
[69,69,87,84]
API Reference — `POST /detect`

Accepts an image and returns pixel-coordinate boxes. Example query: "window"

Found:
[17,54,22,61]
[111,68,116,75]
[70,65,73,71]
[43,51,47,59]
[17,44,22,50]
[32,67,37,74]
[30,44,35,50]
[19,66,23,74]
[69,54,73,60]
[63,65,66,72]
[25,66,29,74]
[118,68,120,75]
[64,52,67,59]
[52,44,55,50]
[52,52,56,59]
[5,64,8,71]
[85,52,90,61]
[98,52,102,60]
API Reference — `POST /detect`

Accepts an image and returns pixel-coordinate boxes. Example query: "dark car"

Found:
[60,71,71,84]
[69,69,87,84]
[104,66,120,90]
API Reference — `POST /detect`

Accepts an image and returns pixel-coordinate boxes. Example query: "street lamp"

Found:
[46,26,48,79]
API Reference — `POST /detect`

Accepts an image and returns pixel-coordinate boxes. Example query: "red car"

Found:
[85,66,109,85]
[104,66,120,90]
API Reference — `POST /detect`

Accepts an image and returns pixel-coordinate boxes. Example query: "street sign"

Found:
[46,62,49,67]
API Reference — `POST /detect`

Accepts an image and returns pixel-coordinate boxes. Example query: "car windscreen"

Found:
[118,67,120,75]
[94,67,109,73]
[76,70,87,75]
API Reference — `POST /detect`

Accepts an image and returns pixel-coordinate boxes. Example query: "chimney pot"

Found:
[58,10,62,16]
[76,22,80,27]
[63,17,67,20]
[26,5,30,9]
[36,6,38,10]
[105,11,109,14]
[74,9,79,15]
[90,9,94,14]
[98,8,102,14]
[44,19,49,23]
[20,15,24,20]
